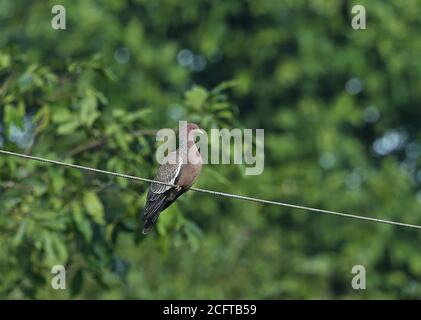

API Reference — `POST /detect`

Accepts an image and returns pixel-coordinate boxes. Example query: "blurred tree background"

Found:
[1,0,421,299]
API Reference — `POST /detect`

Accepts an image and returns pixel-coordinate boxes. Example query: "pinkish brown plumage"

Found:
[142,123,203,234]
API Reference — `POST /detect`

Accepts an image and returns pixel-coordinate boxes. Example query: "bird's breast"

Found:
[178,162,202,189]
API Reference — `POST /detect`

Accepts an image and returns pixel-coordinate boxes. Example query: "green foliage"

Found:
[1,0,421,299]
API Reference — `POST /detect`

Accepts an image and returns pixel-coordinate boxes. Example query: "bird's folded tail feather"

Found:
[142,194,168,234]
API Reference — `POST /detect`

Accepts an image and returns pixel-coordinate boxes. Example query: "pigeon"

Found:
[142,122,204,234]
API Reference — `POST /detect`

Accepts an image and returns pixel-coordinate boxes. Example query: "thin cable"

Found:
[0,149,175,187]
[190,187,421,229]
[1,148,421,230]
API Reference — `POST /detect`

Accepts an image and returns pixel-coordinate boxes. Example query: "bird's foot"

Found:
[175,185,182,192]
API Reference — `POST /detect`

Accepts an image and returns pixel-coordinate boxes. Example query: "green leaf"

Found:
[185,86,208,110]
[211,80,237,94]
[211,102,230,112]
[83,191,105,224]
[4,103,25,129]
[33,105,51,134]
[51,234,68,262]
[72,203,93,243]
[18,73,33,91]
[105,224,115,244]
[216,110,233,120]
[102,67,117,81]
[43,233,55,265]
[57,120,80,135]
[0,53,11,70]
[79,90,99,127]
[52,108,73,123]
[12,221,27,247]
[124,108,152,122]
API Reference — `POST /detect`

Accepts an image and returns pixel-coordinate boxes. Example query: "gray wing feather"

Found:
[150,153,182,193]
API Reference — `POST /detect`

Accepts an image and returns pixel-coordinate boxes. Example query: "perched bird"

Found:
[142,122,204,234]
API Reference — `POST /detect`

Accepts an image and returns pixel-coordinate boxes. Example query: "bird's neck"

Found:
[179,139,200,164]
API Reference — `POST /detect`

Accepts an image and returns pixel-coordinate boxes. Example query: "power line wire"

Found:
[1,148,420,230]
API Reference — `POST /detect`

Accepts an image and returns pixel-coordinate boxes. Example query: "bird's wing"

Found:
[142,153,183,234]
[150,154,182,194]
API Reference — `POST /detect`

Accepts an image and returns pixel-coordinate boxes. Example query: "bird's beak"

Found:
[193,129,205,145]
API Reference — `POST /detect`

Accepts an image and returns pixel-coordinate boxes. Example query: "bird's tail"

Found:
[142,220,157,234]
[142,213,161,234]
[141,195,168,234]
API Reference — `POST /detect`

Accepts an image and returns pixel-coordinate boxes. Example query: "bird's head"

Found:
[179,122,205,147]
[186,122,205,137]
